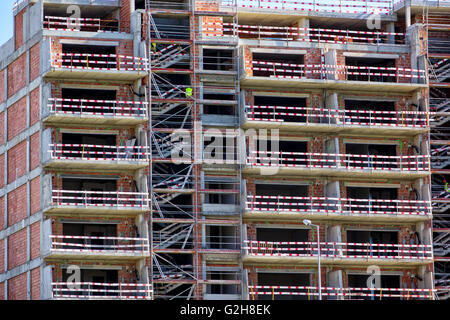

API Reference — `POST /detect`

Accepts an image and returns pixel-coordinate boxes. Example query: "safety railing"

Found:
[48,98,148,118]
[249,61,426,83]
[247,151,430,172]
[51,190,150,210]
[246,195,432,217]
[222,0,393,15]
[51,53,148,72]
[50,235,149,255]
[245,105,430,128]
[49,144,150,162]
[203,22,405,45]
[52,282,152,300]
[249,285,435,300]
[244,240,433,260]
[44,16,120,33]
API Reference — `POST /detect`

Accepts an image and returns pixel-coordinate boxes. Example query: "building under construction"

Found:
[0,0,448,300]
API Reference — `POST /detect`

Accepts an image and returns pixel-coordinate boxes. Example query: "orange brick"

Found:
[7,184,27,226]
[8,228,27,270]
[7,96,27,140]
[30,222,40,260]
[8,273,27,300]
[30,177,40,215]
[29,43,40,82]
[30,132,40,170]
[7,141,27,184]
[7,54,27,98]
[30,268,40,300]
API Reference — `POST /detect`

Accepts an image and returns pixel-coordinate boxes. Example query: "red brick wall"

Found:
[30,268,40,300]
[0,112,4,145]
[0,69,4,103]
[0,155,4,189]
[196,0,219,11]
[30,222,40,260]
[0,197,4,230]
[8,273,27,300]
[14,11,24,50]
[0,282,4,300]
[30,177,40,215]
[8,228,28,270]
[0,239,4,272]
[7,184,27,226]
[30,87,40,126]
[30,132,40,170]
[7,96,27,140]
[119,0,131,33]
[7,141,27,184]
[7,54,27,98]
[29,43,40,82]
[305,49,322,79]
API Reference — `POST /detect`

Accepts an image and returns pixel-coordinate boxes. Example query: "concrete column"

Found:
[324,49,337,80]
[386,22,395,44]
[405,3,411,28]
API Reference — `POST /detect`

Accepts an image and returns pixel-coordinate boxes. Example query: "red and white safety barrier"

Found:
[52,189,150,209]
[52,282,152,300]
[250,60,426,81]
[203,22,405,45]
[48,98,148,118]
[244,240,433,260]
[44,16,121,33]
[50,235,149,254]
[247,151,430,172]
[249,285,435,300]
[246,195,432,216]
[49,143,151,162]
[51,52,149,72]
[246,105,431,128]
[222,0,393,15]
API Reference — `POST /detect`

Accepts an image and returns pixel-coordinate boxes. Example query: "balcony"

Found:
[244,105,430,135]
[46,52,148,81]
[44,189,149,216]
[221,0,393,15]
[203,22,405,47]
[43,16,120,33]
[243,60,427,93]
[45,143,149,171]
[245,195,432,222]
[44,98,148,126]
[243,240,433,266]
[45,235,150,261]
[52,282,152,300]
[249,285,435,300]
[245,151,430,179]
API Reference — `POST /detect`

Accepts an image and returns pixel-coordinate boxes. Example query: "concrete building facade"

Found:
[0,0,447,300]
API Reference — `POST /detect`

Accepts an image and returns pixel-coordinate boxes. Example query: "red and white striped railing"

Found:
[221,0,393,15]
[49,144,150,162]
[246,195,432,217]
[51,189,149,209]
[44,16,120,33]
[51,53,149,72]
[244,240,433,260]
[52,282,152,300]
[50,235,149,254]
[247,151,430,172]
[250,60,426,82]
[203,22,405,45]
[245,105,431,128]
[48,98,148,118]
[249,285,435,300]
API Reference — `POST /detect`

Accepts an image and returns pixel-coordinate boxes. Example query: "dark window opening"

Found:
[345,57,396,82]
[62,223,117,250]
[251,96,307,123]
[206,270,240,295]
[347,274,401,300]
[257,273,311,300]
[62,44,116,69]
[344,100,396,125]
[252,53,304,77]
[61,178,118,205]
[61,269,119,298]
[256,228,308,242]
[347,230,398,258]
[203,49,234,71]
[60,88,117,115]
[345,143,397,169]
[206,225,238,250]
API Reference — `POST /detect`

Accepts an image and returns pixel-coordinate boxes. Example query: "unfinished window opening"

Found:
[203,92,236,116]
[428,31,450,54]
[256,227,308,242]
[347,230,398,259]
[253,140,308,166]
[204,182,237,205]
[61,132,118,160]
[61,269,119,297]
[251,96,307,123]
[152,17,190,40]
[145,0,189,11]
[344,100,396,125]
[206,270,240,295]
[206,225,238,250]
[204,135,237,163]
[62,44,116,69]
[61,177,118,205]
[257,272,311,300]
[252,53,304,77]
[347,274,401,300]
[255,183,308,211]
[345,57,396,82]
[62,223,117,251]
[345,143,397,169]
[203,49,234,71]
[61,88,117,115]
